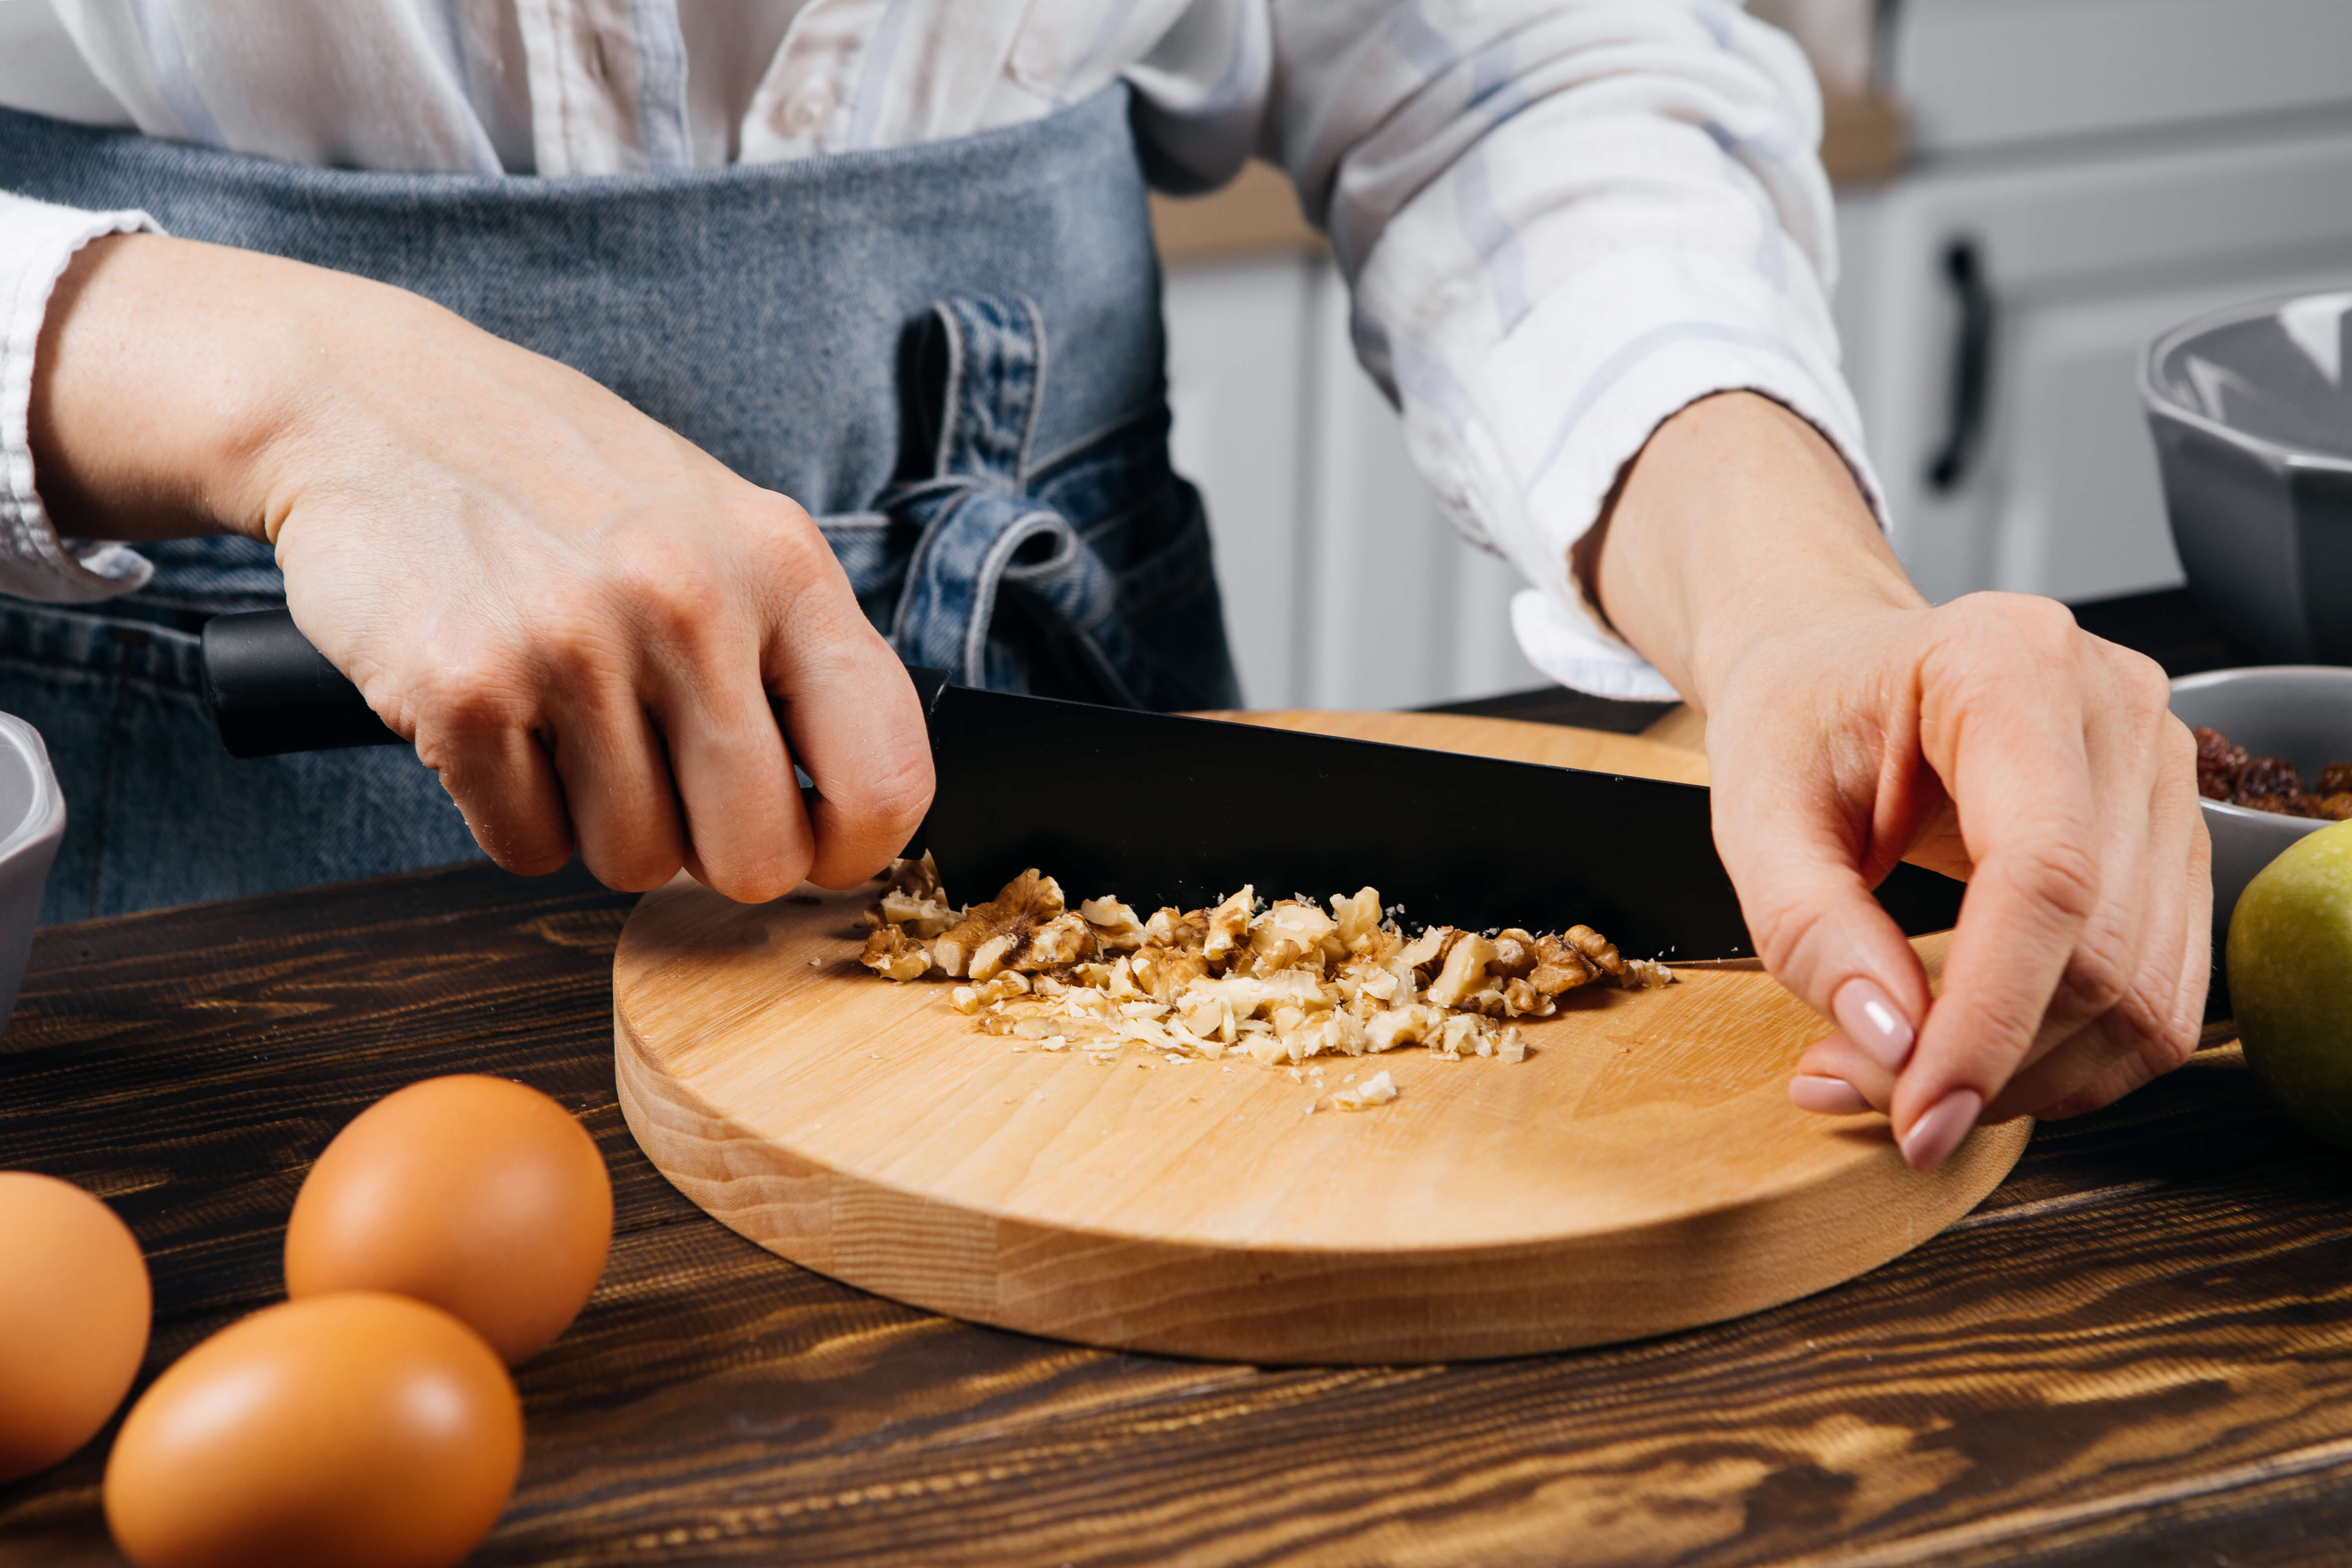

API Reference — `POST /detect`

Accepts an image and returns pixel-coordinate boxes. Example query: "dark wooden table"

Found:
[10,587,2350,1568]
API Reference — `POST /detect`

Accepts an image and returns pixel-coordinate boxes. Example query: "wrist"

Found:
[30,234,333,545]
[1591,392,1922,711]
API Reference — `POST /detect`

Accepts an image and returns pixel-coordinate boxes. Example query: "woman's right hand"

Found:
[29,232,933,900]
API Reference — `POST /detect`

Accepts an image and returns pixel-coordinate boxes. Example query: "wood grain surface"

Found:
[4,821,2351,1563]
[615,713,2016,1362]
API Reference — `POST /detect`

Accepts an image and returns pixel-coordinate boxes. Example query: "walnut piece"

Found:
[931,869,1066,979]
[1332,1069,1398,1111]
[860,925,932,982]
[1081,897,1147,952]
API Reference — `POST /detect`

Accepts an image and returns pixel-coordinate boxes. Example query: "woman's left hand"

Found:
[1590,393,2210,1169]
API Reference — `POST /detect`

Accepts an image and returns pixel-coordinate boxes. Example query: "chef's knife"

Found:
[199,609,1964,959]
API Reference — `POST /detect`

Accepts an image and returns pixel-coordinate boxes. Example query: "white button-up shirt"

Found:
[0,0,1875,698]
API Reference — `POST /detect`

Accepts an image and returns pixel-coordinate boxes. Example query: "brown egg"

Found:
[104,1293,522,1568]
[284,1075,611,1365]
[0,1171,151,1482]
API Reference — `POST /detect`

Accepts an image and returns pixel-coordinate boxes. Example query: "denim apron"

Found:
[0,87,1237,923]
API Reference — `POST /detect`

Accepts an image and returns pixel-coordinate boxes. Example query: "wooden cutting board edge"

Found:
[616,992,2026,1362]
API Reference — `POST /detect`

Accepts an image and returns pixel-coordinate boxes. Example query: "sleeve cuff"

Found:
[1,192,160,604]
[1384,246,1885,701]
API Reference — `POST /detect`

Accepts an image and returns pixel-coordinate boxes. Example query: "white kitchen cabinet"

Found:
[1834,0,2352,607]
[1164,255,1543,712]
[1838,117,2352,604]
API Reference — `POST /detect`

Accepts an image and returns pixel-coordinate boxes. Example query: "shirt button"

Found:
[771,81,836,136]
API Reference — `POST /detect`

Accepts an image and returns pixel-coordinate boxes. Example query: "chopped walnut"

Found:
[1012,911,1097,973]
[1500,978,1555,1018]
[1142,905,1208,951]
[1241,899,1340,976]
[932,869,1066,979]
[860,868,1671,1079]
[1424,932,1500,1009]
[1203,887,1253,963]
[1526,934,1597,997]
[876,889,957,938]
[1330,887,1383,953]
[1080,897,1147,952]
[860,925,932,981]
[1621,957,1675,991]
[1562,925,1626,978]
[881,852,945,902]
[1332,1069,1398,1111]
[1395,924,1451,971]
[950,972,1031,1013]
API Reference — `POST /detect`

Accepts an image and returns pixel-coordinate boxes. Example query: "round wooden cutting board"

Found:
[614,711,2028,1364]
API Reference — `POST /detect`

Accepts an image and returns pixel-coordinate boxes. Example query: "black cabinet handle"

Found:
[1926,238,1995,493]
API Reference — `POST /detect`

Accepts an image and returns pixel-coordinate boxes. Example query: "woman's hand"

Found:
[1591,393,2209,1169]
[30,233,932,899]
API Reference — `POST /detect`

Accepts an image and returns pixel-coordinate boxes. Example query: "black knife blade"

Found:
[919,683,1963,961]
[199,608,1963,957]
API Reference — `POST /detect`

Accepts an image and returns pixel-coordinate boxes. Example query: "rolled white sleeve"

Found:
[1265,0,1881,700]
[1,190,159,603]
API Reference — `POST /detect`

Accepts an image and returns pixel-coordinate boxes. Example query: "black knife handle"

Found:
[200,608,953,758]
[203,609,400,759]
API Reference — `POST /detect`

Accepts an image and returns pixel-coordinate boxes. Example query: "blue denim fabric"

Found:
[870,297,1231,708]
[0,87,1237,922]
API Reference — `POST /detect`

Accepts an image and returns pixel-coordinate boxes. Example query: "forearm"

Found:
[1588,392,1924,710]
[29,232,389,544]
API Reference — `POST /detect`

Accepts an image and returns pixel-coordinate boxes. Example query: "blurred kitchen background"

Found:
[1155,0,2352,710]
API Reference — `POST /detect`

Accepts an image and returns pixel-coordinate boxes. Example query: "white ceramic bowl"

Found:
[2169,666,2352,961]
[0,714,62,1024]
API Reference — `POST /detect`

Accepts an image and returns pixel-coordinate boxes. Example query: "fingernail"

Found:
[1834,977,1916,1072]
[1789,1075,1870,1115]
[1899,1088,1983,1172]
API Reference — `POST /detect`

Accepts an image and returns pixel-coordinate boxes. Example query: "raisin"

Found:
[2234,755,2304,802]
[2319,764,2352,797]
[2324,793,2352,821]
[2194,726,2248,800]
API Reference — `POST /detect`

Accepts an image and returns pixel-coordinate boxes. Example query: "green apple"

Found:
[2231,818,2352,1149]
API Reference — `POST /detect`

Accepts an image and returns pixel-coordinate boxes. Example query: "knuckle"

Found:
[520,600,625,692]
[2005,836,2103,928]
[2057,925,2134,1017]
[1741,891,1839,991]
[608,537,727,654]
[2117,647,2171,711]
[406,653,528,742]
[837,745,937,837]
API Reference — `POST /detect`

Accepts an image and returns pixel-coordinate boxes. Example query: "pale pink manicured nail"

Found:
[1899,1088,1983,1172]
[1789,1075,1870,1116]
[1834,977,1916,1073]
